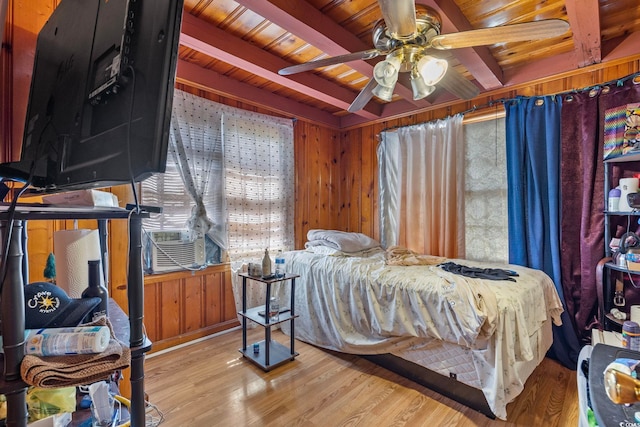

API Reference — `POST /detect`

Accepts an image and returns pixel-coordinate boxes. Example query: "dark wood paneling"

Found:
[183,275,204,333]
[204,272,223,326]
[143,265,238,352]
[293,121,341,249]
[221,268,236,322]
[160,279,182,340]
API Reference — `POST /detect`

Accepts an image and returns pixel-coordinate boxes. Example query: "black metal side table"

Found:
[238,272,299,371]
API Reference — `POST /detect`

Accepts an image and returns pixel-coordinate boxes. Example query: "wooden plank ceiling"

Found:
[177,0,640,129]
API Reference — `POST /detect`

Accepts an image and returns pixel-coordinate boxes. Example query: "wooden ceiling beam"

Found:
[180,13,381,120]
[564,0,601,67]
[418,0,504,90]
[602,32,640,62]
[340,90,463,129]
[176,60,342,129]
[503,50,579,86]
[503,33,640,87]
[234,0,428,107]
[234,0,369,57]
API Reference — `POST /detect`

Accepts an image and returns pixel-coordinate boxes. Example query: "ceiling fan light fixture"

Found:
[373,55,402,87]
[416,55,448,86]
[410,70,435,100]
[372,83,395,102]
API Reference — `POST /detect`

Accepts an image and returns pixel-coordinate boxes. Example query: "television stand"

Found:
[0,205,151,427]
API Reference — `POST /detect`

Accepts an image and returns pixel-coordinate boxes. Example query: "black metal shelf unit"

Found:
[0,204,151,427]
[238,272,300,371]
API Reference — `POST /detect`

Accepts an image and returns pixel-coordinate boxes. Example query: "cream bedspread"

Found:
[279,249,564,420]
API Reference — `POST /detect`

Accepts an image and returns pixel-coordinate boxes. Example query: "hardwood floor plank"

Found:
[144,328,578,427]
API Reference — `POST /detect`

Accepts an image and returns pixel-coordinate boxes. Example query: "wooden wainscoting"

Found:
[142,264,239,353]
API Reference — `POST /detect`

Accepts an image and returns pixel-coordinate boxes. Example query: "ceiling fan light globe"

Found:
[372,83,395,102]
[417,55,448,86]
[373,56,402,87]
[410,75,435,100]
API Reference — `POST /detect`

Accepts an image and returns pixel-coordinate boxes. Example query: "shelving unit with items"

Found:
[599,151,640,331]
[0,205,152,427]
[237,272,300,371]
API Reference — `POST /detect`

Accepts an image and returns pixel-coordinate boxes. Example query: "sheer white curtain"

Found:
[221,108,295,313]
[378,114,465,257]
[222,111,295,261]
[142,90,226,248]
[142,90,295,313]
[169,90,226,247]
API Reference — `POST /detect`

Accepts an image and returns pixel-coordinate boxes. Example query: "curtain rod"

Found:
[380,71,640,133]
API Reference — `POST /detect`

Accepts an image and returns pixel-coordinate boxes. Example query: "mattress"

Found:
[387,315,552,398]
[278,249,562,420]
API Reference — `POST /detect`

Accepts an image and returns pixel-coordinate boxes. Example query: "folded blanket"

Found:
[385,245,446,266]
[306,229,380,253]
[20,317,131,388]
[305,244,383,257]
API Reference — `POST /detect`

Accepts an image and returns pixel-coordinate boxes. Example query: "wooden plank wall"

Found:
[142,264,237,352]
[3,0,640,349]
[0,0,58,160]
[294,121,341,248]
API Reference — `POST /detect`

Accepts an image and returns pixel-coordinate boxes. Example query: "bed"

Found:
[277,230,564,420]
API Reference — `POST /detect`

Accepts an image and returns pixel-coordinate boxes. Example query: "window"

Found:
[222,113,295,260]
[141,90,294,264]
[463,116,508,263]
[378,114,508,263]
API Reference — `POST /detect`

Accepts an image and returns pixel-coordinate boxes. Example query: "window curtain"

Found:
[505,95,580,369]
[143,90,294,313]
[222,108,295,312]
[559,75,640,341]
[166,90,226,248]
[141,90,226,249]
[378,114,464,257]
[222,112,295,260]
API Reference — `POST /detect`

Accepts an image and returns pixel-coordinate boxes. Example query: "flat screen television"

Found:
[0,0,184,193]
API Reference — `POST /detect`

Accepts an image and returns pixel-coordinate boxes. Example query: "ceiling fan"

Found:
[278,0,570,113]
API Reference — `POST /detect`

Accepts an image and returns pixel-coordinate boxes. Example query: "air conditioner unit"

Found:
[144,229,206,273]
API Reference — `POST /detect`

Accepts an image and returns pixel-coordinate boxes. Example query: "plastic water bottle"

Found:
[275,250,285,278]
[269,297,280,322]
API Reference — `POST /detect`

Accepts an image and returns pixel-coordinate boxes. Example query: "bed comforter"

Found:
[280,249,564,420]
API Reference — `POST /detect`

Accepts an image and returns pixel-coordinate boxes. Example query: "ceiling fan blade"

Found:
[348,78,378,113]
[377,0,417,39]
[437,68,480,100]
[278,49,381,76]
[430,19,570,50]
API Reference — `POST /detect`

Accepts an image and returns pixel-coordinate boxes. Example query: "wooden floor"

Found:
[143,328,578,427]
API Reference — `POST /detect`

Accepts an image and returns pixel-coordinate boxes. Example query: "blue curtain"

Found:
[505,95,581,369]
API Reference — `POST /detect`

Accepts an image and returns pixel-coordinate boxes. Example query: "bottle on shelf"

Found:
[275,250,285,278]
[609,187,621,211]
[269,297,279,322]
[81,259,108,321]
[262,248,272,277]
